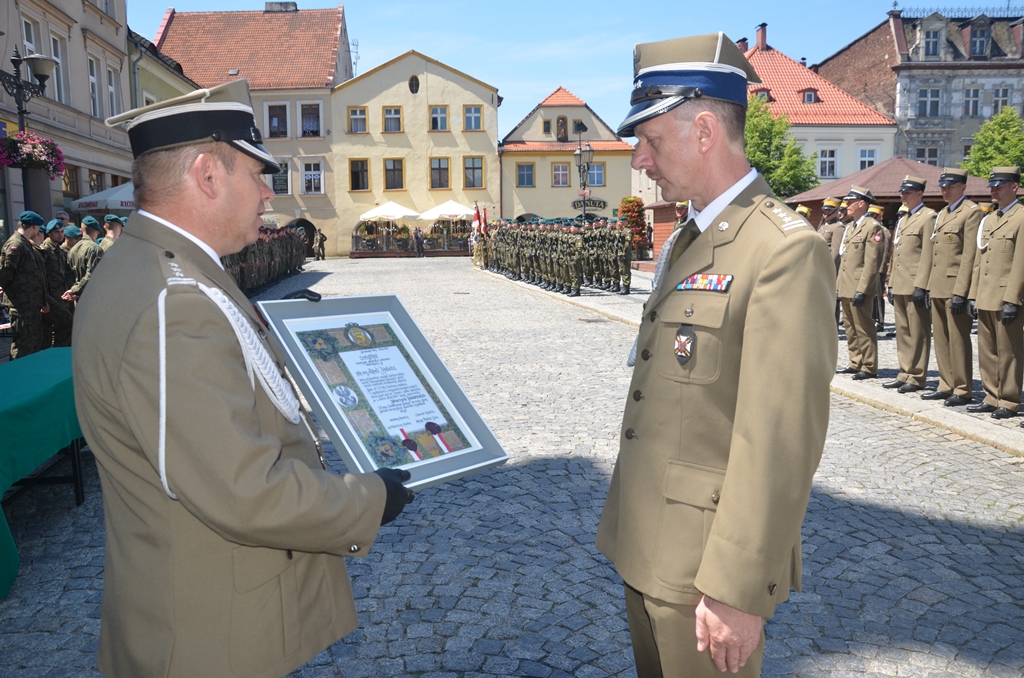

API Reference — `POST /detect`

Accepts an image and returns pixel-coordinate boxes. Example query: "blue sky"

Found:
[129,1,903,138]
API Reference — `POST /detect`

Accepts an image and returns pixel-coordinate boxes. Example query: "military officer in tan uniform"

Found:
[837,186,885,379]
[921,168,981,406]
[866,204,891,333]
[73,80,415,678]
[884,176,937,392]
[817,198,844,272]
[968,167,1024,419]
[597,33,836,678]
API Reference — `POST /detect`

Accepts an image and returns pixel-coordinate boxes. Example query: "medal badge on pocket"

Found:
[675,324,696,366]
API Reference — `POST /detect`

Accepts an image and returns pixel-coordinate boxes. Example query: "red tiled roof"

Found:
[786,156,990,203]
[538,87,586,107]
[501,140,634,153]
[745,44,895,126]
[157,7,343,90]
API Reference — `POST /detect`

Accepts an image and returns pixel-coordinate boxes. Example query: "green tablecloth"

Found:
[0,347,82,598]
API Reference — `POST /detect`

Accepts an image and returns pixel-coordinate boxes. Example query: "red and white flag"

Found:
[472,203,482,229]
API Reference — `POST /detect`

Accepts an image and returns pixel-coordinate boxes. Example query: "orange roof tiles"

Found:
[538,87,586,107]
[744,44,895,126]
[501,140,634,153]
[157,7,344,90]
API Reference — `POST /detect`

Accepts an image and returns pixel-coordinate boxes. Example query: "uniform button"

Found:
[711,491,720,505]
[765,200,774,208]
[685,308,694,317]
[164,250,175,258]
[641,349,651,361]
[649,311,658,322]
[286,549,293,560]
[624,428,637,439]
[768,583,777,596]
[349,545,360,553]
[633,390,644,401]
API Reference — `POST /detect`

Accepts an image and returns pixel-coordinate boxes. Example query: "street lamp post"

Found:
[0,47,58,211]
[573,123,594,223]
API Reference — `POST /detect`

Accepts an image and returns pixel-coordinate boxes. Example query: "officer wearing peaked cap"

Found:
[885,175,937,393]
[920,168,981,406]
[968,166,1024,420]
[837,185,885,379]
[596,32,835,678]
[866,204,893,333]
[73,79,413,678]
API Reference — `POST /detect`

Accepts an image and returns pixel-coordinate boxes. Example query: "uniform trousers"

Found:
[931,297,974,397]
[624,584,763,678]
[8,308,47,360]
[977,310,1024,411]
[892,295,931,387]
[841,297,877,375]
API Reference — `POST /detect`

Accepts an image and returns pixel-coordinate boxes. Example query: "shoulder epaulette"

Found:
[759,199,813,235]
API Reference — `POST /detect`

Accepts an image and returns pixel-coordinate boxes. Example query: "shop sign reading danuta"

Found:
[572,198,607,211]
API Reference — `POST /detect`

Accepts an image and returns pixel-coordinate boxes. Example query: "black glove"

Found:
[912,287,927,308]
[950,295,966,316]
[374,468,415,525]
[887,288,894,306]
[1001,302,1019,325]
[969,300,978,320]
[852,292,866,308]
[282,288,322,302]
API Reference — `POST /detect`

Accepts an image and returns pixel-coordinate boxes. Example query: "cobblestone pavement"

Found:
[1,257,1023,677]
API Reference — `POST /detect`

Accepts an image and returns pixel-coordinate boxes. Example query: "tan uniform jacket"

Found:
[888,206,937,295]
[836,216,884,298]
[817,220,844,273]
[73,214,386,678]
[925,199,981,299]
[878,225,893,276]
[970,201,1024,311]
[596,176,836,619]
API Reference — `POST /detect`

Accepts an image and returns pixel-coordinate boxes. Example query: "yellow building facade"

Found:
[331,51,500,256]
[500,88,634,221]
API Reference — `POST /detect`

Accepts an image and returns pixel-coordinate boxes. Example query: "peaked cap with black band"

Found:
[106,79,280,174]
[844,185,875,204]
[618,32,761,137]
[898,175,926,192]
[988,166,1021,188]
[938,167,968,187]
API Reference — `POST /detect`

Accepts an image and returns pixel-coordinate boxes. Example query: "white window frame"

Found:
[924,30,940,57]
[552,162,570,187]
[971,27,989,56]
[857,146,878,171]
[464,105,482,131]
[915,146,940,166]
[430,157,449,189]
[297,100,323,138]
[264,101,290,139]
[107,68,118,117]
[301,157,324,195]
[267,157,291,196]
[348,107,367,134]
[803,91,816,104]
[88,57,100,118]
[384,158,404,190]
[464,156,483,189]
[50,34,66,105]
[516,163,534,188]
[383,107,402,133]
[817,147,839,179]
[142,90,157,107]
[964,88,980,117]
[430,106,449,131]
[918,89,940,118]
[588,162,606,187]
[22,17,39,82]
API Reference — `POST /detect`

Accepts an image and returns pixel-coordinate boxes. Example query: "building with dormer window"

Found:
[815,8,1024,168]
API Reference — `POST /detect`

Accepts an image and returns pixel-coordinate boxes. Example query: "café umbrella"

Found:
[71,182,136,212]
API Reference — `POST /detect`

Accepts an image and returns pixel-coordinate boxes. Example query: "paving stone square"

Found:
[1,257,1023,677]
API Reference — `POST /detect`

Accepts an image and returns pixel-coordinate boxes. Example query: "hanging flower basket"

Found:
[0,131,66,179]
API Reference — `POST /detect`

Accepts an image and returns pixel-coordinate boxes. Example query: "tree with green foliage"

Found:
[962,107,1024,178]
[744,96,819,199]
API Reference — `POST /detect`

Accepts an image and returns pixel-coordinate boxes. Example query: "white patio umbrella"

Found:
[419,200,475,221]
[359,201,420,221]
[71,182,136,212]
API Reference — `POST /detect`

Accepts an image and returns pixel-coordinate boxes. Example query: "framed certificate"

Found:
[256,294,508,489]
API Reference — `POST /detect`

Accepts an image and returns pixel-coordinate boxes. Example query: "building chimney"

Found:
[265,2,298,12]
[800,57,807,67]
[756,23,768,51]
[736,37,749,52]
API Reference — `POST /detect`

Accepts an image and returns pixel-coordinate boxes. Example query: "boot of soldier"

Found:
[569,287,581,297]
[611,282,621,293]
[619,284,630,295]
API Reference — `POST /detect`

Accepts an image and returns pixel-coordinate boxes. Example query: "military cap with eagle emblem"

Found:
[618,32,761,137]
[106,79,279,174]
[988,166,1021,188]
[844,185,876,204]
[938,167,968,187]
[898,175,927,192]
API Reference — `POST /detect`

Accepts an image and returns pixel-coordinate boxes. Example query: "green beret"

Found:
[81,216,101,231]
[64,225,82,238]
[104,214,121,223]
[18,210,44,226]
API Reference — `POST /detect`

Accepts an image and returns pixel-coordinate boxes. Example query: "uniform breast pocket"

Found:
[995,236,1015,253]
[657,293,729,385]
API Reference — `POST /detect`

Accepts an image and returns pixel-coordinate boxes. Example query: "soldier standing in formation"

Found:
[0,211,50,359]
[921,168,981,406]
[66,216,105,301]
[314,228,327,260]
[836,186,885,380]
[100,214,123,252]
[38,219,75,347]
[868,204,893,333]
[968,167,1024,419]
[884,176,936,394]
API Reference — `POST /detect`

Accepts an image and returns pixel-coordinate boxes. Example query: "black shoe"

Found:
[619,286,630,295]
[967,402,997,413]
[836,367,858,374]
[898,383,921,394]
[875,324,885,332]
[882,380,903,389]
[944,395,972,407]
[886,331,896,337]
[992,407,1017,419]
[569,289,580,297]
[921,390,951,401]
[851,371,875,380]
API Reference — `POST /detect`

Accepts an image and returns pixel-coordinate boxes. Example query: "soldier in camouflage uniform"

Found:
[0,211,50,359]
[616,217,633,294]
[38,219,75,346]
[100,214,123,252]
[66,216,105,301]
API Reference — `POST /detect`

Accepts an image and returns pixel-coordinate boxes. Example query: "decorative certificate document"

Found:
[257,295,507,489]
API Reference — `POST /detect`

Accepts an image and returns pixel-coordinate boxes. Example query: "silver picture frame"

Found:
[256,294,508,489]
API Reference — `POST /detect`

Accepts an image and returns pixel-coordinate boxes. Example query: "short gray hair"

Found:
[132,142,238,209]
